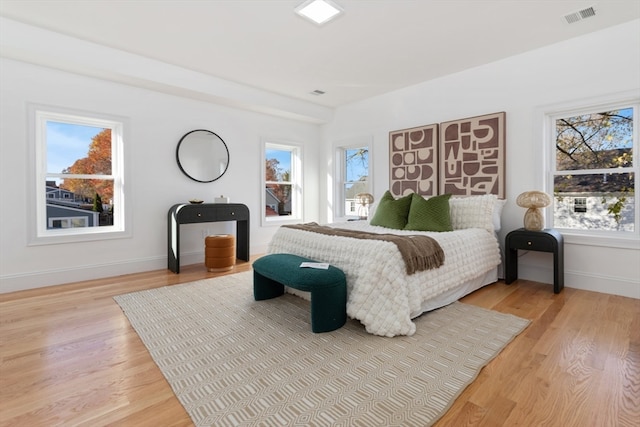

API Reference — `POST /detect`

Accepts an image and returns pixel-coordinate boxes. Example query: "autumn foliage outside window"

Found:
[60,128,113,211]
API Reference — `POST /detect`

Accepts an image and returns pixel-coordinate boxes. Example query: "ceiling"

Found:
[1,0,639,108]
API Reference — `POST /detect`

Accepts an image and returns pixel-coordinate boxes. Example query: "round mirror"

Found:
[176,129,229,183]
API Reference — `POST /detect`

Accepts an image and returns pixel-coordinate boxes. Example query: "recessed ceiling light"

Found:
[295,0,343,25]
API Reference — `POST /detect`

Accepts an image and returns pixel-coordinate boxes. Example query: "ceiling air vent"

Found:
[310,89,326,96]
[564,6,596,24]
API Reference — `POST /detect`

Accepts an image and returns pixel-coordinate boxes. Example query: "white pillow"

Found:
[367,200,378,221]
[493,198,506,232]
[449,194,500,232]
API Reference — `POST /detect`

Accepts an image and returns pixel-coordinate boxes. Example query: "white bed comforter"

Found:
[267,221,501,337]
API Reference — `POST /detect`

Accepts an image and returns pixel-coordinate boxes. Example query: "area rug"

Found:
[114,271,529,427]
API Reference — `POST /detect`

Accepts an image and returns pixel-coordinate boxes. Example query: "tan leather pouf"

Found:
[204,234,236,272]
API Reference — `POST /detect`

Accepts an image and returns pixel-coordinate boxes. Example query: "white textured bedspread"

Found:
[267,222,501,337]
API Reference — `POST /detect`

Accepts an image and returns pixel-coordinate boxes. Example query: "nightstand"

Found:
[505,228,564,293]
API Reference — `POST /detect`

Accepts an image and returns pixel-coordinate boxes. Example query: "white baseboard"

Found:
[517,264,639,299]
[0,246,264,294]
[0,255,167,294]
[3,251,637,299]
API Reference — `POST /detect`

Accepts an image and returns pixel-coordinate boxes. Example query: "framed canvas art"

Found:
[389,123,439,196]
[439,112,505,198]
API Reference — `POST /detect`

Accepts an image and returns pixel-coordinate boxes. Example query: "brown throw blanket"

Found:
[282,222,445,275]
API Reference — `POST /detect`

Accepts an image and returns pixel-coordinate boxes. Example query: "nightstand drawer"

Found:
[508,233,555,252]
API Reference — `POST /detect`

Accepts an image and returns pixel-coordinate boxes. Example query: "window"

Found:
[573,197,587,213]
[338,145,370,218]
[263,141,302,224]
[546,99,638,240]
[30,106,129,244]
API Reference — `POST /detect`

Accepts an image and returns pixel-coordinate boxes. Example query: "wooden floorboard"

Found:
[1,257,638,426]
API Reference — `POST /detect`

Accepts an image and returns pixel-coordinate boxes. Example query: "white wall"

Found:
[0,58,320,293]
[1,18,638,299]
[320,20,640,299]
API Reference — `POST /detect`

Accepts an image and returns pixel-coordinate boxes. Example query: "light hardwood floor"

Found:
[1,257,638,426]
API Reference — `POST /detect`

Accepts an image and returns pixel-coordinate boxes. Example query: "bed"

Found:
[267,193,505,337]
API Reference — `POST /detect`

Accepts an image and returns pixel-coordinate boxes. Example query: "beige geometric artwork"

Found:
[389,124,439,197]
[439,112,505,198]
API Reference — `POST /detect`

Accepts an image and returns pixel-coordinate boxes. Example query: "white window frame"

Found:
[28,104,131,245]
[336,139,371,219]
[261,140,303,226]
[539,92,639,249]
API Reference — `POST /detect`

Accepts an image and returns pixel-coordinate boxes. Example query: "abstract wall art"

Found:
[439,112,505,198]
[389,123,439,196]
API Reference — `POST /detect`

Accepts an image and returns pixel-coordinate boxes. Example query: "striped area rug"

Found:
[114,271,529,426]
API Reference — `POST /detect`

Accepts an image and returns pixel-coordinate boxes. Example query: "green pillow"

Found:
[369,191,413,229]
[405,193,453,232]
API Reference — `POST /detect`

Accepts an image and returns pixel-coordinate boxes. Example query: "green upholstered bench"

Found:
[252,253,347,333]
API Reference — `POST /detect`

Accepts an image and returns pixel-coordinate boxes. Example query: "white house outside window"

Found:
[545,99,638,242]
[30,106,129,244]
[263,141,302,224]
[339,146,370,218]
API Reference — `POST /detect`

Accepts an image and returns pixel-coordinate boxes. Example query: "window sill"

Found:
[28,228,131,246]
[262,216,303,227]
[559,230,640,250]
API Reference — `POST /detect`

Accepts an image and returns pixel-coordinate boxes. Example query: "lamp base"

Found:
[523,208,544,231]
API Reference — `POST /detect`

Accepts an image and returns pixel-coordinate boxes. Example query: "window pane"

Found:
[344,183,357,216]
[345,148,368,182]
[263,142,301,223]
[342,147,370,217]
[554,173,634,231]
[50,219,66,229]
[556,108,633,171]
[45,178,114,228]
[265,184,292,216]
[265,149,291,183]
[344,181,368,215]
[47,122,112,175]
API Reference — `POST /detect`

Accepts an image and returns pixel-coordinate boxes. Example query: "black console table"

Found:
[168,203,250,273]
[505,228,564,293]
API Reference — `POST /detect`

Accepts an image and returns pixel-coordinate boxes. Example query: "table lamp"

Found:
[516,191,551,231]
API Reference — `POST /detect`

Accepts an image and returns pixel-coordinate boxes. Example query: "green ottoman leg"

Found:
[310,283,347,333]
[253,271,285,301]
